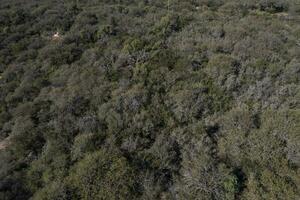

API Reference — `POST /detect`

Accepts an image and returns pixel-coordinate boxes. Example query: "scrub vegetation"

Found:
[0,0,300,199]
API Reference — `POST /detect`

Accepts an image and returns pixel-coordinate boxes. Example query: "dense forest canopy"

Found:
[0,0,300,199]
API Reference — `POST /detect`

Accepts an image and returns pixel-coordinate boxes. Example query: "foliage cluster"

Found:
[0,0,300,199]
